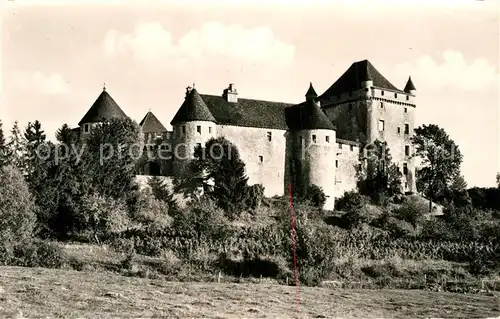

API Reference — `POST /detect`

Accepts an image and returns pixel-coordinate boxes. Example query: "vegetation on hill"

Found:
[0,118,499,295]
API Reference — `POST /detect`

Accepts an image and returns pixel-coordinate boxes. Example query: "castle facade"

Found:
[76,59,417,210]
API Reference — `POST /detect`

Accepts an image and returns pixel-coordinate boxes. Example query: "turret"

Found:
[404,76,416,96]
[170,85,217,177]
[78,84,129,138]
[285,84,337,210]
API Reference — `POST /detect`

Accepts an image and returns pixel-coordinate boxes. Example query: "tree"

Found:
[175,137,250,218]
[357,140,402,203]
[82,117,142,202]
[0,165,36,244]
[412,124,463,212]
[56,123,78,145]
[147,176,178,213]
[0,120,8,167]
[6,121,27,173]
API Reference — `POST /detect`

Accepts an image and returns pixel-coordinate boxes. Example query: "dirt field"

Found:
[0,266,498,318]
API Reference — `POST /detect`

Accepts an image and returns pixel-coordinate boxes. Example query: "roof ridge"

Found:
[200,93,295,106]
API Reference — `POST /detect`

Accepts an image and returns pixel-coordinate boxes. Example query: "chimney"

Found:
[223,83,238,103]
[185,86,193,97]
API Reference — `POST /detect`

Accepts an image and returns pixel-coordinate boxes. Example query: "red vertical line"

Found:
[288,183,300,311]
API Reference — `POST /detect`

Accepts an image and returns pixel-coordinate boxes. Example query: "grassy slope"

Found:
[0,266,498,318]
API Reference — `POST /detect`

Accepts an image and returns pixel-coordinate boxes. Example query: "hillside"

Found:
[0,266,498,318]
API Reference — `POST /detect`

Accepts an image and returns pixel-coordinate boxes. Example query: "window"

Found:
[397,127,401,134]
[378,119,385,132]
[404,123,410,134]
[208,127,212,134]
[335,160,338,168]
[84,124,89,133]
[380,102,384,108]
[350,145,354,151]
[326,136,330,143]
[405,145,410,156]
[404,107,408,113]
[312,135,316,143]
[197,125,201,134]
[267,132,272,142]
[403,163,408,175]
[406,96,409,101]
[182,126,186,134]
[338,143,343,149]
[405,182,408,188]
[381,91,385,96]
[259,155,263,163]
[394,93,398,98]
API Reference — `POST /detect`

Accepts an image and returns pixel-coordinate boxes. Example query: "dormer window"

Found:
[381,91,385,96]
[394,93,398,98]
[84,124,89,133]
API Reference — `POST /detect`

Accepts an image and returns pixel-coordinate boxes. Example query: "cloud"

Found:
[394,50,499,91]
[9,71,70,95]
[103,21,295,67]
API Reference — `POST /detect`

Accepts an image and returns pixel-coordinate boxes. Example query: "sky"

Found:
[1,0,499,187]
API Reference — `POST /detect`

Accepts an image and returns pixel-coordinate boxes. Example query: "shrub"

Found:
[132,189,173,230]
[242,184,265,213]
[13,240,67,268]
[393,196,428,228]
[172,197,230,242]
[77,193,131,242]
[335,191,367,213]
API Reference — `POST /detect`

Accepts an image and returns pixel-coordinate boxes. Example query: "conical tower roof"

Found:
[139,111,167,133]
[285,98,335,131]
[78,87,128,126]
[170,88,216,125]
[404,76,416,93]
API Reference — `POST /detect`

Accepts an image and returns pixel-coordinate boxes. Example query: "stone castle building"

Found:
[76,59,417,210]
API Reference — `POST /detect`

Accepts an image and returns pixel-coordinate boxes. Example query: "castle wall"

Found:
[216,125,286,198]
[335,139,360,198]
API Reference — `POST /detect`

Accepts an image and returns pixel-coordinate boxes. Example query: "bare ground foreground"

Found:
[0,266,498,318]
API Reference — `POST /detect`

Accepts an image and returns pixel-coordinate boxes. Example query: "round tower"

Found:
[404,76,416,103]
[288,83,337,210]
[170,86,217,177]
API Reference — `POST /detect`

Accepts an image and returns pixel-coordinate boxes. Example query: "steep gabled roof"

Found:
[139,111,167,133]
[319,60,405,100]
[404,76,416,92]
[170,88,216,125]
[285,99,336,131]
[200,95,293,130]
[78,88,128,126]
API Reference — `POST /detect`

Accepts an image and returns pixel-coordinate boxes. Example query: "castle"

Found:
[76,59,417,210]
